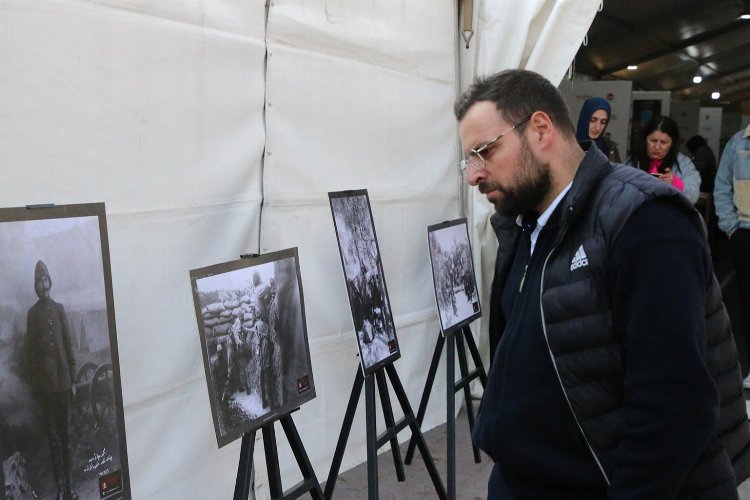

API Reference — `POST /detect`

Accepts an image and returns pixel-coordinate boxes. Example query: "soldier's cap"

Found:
[34,260,50,282]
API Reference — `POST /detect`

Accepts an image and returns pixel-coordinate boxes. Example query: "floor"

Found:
[325,407,492,500]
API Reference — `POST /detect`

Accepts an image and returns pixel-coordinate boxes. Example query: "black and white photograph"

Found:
[0,203,130,500]
[190,248,316,447]
[428,218,481,334]
[329,190,400,375]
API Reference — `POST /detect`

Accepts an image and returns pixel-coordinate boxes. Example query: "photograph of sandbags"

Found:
[189,248,315,448]
[0,203,130,500]
[428,218,481,334]
[329,190,400,375]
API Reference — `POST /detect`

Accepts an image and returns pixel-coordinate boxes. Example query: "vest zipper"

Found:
[539,234,611,487]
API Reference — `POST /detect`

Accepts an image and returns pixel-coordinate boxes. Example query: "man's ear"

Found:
[528,111,554,145]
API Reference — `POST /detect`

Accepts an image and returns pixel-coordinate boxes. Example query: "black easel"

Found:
[233,252,323,500]
[233,410,324,500]
[323,363,448,500]
[404,324,487,500]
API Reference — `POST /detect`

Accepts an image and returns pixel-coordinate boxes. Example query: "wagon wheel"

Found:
[73,362,97,434]
[90,363,115,432]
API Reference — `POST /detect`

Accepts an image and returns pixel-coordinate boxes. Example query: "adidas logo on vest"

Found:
[570,245,589,271]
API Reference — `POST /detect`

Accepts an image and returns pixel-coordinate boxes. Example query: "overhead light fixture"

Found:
[711,91,721,99]
[627,65,638,70]
[739,0,750,19]
[693,76,702,84]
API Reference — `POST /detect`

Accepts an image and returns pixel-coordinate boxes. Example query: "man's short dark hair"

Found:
[454,69,576,138]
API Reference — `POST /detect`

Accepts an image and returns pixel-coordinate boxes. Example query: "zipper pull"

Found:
[519,265,528,293]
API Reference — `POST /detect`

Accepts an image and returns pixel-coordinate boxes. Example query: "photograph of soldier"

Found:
[427,219,481,333]
[190,249,315,448]
[0,204,130,500]
[26,260,78,500]
[329,190,400,374]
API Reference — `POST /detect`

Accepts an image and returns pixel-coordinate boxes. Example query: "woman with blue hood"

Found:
[576,97,620,162]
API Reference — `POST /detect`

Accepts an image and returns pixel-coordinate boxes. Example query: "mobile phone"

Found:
[650,172,661,177]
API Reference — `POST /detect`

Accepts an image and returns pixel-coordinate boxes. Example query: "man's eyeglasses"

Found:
[459,115,532,173]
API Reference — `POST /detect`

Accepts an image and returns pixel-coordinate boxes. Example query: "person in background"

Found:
[575,97,621,162]
[686,134,718,194]
[627,116,701,204]
[455,69,750,499]
[714,123,750,388]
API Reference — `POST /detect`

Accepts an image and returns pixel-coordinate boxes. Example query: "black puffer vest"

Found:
[489,146,750,497]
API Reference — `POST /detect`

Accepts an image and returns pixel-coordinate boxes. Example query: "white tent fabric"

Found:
[258,1,459,495]
[0,0,598,498]
[1,2,266,498]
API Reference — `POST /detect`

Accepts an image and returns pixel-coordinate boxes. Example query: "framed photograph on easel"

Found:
[189,248,316,448]
[0,203,130,500]
[427,218,481,335]
[328,189,400,376]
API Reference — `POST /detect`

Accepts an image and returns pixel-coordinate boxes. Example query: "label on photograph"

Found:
[297,375,310,393]
[472,301,479,313]
[99,469,123,498]
[388,339,398,353]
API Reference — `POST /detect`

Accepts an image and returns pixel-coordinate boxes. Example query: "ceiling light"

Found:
[693,76,702,84]
[740,0,750,19]
[626,65,638,70]
[711,91,721,99]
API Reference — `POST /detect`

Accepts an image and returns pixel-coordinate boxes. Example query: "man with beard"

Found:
[25,260,78,500]
[456,70,750,498]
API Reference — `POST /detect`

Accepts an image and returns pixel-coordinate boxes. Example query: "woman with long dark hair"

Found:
[627,116,701,204]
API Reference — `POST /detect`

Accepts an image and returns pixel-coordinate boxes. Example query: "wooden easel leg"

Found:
[262,424,283,500]
[233,430,257,500]
[462,325,487,386]
[280,415,324,500]
[365,374,379,500]
[324,367,365,500]
[456,331,481,463]
[384,364,448,500]
[375,369,405,481]
[446,332,456,500]
[405,333,445,464]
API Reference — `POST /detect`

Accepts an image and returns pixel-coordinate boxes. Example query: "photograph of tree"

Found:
[427,218,481,333]
[0,203,130,500]
[190,248,315,447]
[329,190,399,375]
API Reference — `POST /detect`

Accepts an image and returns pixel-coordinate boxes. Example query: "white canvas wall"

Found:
[257,1,460,495]
[1,1,266,498]
[0,0,600,498]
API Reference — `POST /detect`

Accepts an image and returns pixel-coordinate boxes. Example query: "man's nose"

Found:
[467,167,483,186]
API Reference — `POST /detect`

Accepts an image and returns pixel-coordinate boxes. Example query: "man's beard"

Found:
[480,137,551,216]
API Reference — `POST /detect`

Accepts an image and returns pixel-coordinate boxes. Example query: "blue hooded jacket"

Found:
[576,97,611,155]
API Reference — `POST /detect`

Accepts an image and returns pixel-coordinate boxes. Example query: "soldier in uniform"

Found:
[25,260,78,500]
